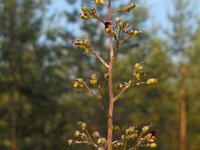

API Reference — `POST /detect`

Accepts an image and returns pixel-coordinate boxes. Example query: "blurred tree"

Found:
[167,0,197,150]
[0,0,68,150]
[187,26,200,150]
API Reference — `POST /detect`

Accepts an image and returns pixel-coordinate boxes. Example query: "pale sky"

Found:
[47,0,199,37]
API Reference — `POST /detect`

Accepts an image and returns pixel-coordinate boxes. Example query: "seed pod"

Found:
[146,78,158,85]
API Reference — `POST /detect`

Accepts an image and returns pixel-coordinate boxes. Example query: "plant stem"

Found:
[107,0,114,150]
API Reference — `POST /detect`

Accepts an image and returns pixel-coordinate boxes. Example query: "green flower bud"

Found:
[142,126,150,134]
[90,8,96,14]
[80,133,87,139]
[76,78,85,84]
[92,131,100,139]
[130,2,136,8]
[95,0,105,5]
[83,39,89,45]
[97,138,106,145]
[125,126,136,135]
[129,30,141,36]
[81,13,89,19]
[81,6,87,12]
[115,17,121,23]
[68,139,75,145]
[74,130,81,137]
[134,63,144,72]
[119,21,125,28]
[135,73,141,80]
[90,73,98,85]
[105,28,111,33]
[149,143,157,148]
[72,80,79,88]
[147,78,158,85]
[78,121,87,130]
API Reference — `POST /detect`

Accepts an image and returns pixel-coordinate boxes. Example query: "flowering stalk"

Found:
[107,0,114,149]
[69,0,159,149]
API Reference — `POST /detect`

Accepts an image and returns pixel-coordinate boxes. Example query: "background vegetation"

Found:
[0,0,199,150]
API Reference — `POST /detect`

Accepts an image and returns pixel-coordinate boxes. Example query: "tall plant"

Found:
[68,0,158,149]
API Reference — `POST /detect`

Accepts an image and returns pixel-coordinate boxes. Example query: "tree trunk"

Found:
[179,67,187,150]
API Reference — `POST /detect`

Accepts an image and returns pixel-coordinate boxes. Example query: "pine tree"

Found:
[167,0,197,150]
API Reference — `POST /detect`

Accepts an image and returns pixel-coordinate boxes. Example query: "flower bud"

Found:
[83,39,89,45]
[95,0,105,5]
[68,139,75,145]
[149,143,157,148]
[146,78,158,85]
[116,83,124,89]
[113,142,123,148]
[80,133,87,139]
[78,121,87,130]
[129,30,141,36]
[125,126,136,135]
[97,138,106,145]
[142,126,150,134]
[115,17,121,23]
[135,73,141,80]
[130,2,136,8]
[76,78,85,84]
[119,21,125,28]
[72,80,79,88]
[81,6,87,12]
[90,8,96,14]
[104,73,109,80]
[90,73,98,85]
[134,63,144,72]
[105,28,111,33]
[74,130,81,137]
[92,131,100,139]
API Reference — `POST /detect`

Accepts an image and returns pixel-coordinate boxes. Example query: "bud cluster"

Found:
[72,78,88,92]
[95,0,105,5]
[112,125,157,149]
[72,39,95,55]
[116,2,136,13]
[81,7,98,20]
[133,63,145,81]
[68,122,107,149]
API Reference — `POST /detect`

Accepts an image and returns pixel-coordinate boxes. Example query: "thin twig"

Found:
[113,85,131,103]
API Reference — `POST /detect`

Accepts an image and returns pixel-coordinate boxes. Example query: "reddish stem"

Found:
[107,0,114,150]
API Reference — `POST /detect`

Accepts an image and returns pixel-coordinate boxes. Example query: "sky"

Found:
[47,0,200,37]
